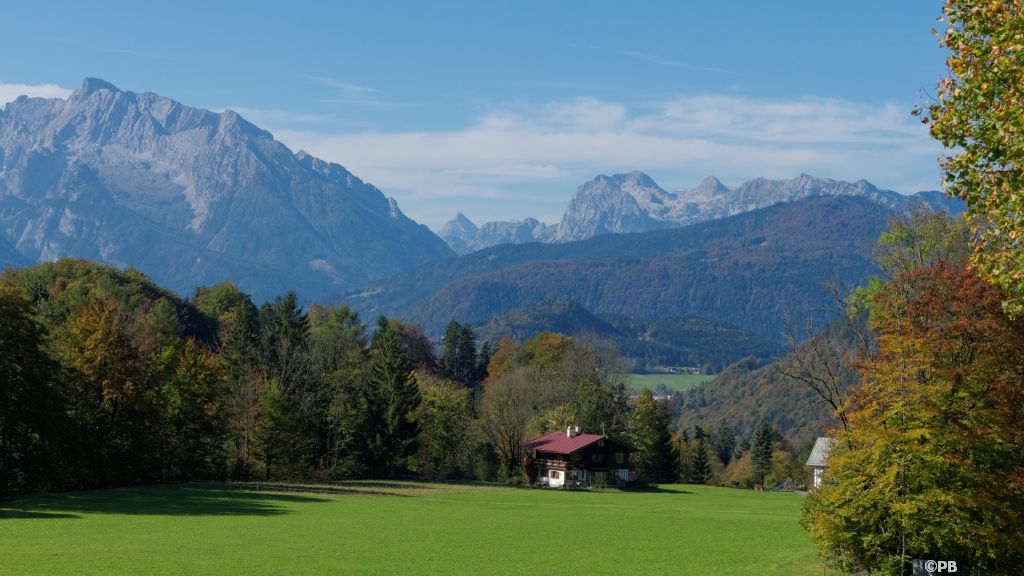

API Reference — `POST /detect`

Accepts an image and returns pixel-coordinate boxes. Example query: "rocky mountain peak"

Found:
[693,175,730,196]
[78,77,121,96]
[0,78,453,302]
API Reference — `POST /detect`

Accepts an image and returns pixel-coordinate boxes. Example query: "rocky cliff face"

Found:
[437,171,962,253]
[0,78,453,301]
[556,171,961,242]
[438,213,554,255]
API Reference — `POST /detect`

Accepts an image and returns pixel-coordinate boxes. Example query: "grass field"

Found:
[0,482,824,576]
[627,373,716,392]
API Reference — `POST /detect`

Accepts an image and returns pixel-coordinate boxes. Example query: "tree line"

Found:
[0,260,708,493]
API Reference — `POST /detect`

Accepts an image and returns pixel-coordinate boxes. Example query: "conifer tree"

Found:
[690,438,711,484]
[750,421,773,484]
[367,324,421,477]
[714,422,735,466]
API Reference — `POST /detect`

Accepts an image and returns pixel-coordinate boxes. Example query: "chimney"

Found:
[574,426,580,435]
[566,426,572,438]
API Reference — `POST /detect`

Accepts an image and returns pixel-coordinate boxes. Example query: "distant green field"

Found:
[627,372,715,392]
[0,482,824,576]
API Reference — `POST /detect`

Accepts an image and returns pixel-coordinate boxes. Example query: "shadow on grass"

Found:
[0,485,328,519]
[224,482,414,497]
[0,509,79,519]
[638,486,694,494]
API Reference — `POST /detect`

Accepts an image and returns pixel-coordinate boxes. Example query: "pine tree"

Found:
[474,340,493,386]
[626,390,679,484]
[714,422,735,466]
[691,439,711,484]
[750,421,773,484]
[367,324,421,478]
[441,321,478,387]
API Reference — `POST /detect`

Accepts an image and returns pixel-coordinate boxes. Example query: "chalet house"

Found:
[805,437,836,489]
[521,427,634,488]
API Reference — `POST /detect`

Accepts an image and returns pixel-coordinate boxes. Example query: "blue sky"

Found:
[2,1,948,228]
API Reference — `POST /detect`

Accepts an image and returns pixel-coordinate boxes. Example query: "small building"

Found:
[521,427,634,488]
[805,437,836,489]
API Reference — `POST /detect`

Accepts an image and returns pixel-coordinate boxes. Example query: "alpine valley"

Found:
[1,78,965,367]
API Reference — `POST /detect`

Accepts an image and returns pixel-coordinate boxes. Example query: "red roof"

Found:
[521,431,607,454]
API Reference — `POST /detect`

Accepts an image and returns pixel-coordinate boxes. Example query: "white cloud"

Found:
[265,94,942,228]
[0,83,72,105]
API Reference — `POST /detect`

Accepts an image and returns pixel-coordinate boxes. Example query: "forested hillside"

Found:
[477,299,784,373]
[355,195,895,340]
[0,259,678,493]
[677,317,865,449]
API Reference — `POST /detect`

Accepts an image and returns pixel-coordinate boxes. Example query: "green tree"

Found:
[154,338,228,480]
[412,373,472,479]
[690,438,711,484]
[714,422,735,466]
[366,324,421,477]
[750,421,773,485]
[626,390,679,485]
[441,320,478,387]
[0,287,65,493]
[255,379,310,480]
[925,0,1024,315]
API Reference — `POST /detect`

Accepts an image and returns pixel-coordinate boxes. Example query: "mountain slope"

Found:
[0,235,27,270]
[677,316,865,449]
[0,78,453,301]
[476,299,784,373]
[353,195,895,340]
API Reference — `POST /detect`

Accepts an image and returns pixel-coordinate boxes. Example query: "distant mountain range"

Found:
[476,298,785,373]
[438,171,963,254]
[352,194,897,341]
[0,78,453,302]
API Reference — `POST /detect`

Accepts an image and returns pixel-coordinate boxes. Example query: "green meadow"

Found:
[627,373,716,392]
[0,482,825,576]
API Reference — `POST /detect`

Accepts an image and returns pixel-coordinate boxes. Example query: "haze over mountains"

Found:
[438,171,963,254]
[0,78,452,302]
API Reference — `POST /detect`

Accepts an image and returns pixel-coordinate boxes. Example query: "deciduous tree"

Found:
[925,0,1024,315]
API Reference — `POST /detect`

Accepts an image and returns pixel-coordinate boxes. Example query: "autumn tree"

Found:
[802,264,1024,575]
[477,366,543,479]
[58,300,162,485]
[925,0,1024,315]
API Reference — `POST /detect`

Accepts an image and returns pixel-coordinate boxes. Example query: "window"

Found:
[550,470,560,480]
[592,453,604,463]
[615,452,624,465]
[597,440,604,447]
[571,452,581,462]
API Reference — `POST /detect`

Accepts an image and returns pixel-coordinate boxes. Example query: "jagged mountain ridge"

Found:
[438,213,554,255]
[355,195,896,341]
[438,171,963,253]
[0,78,453,302]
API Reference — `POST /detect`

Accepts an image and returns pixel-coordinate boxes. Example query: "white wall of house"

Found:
[548,468,565,488]
[812,466,825,488]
